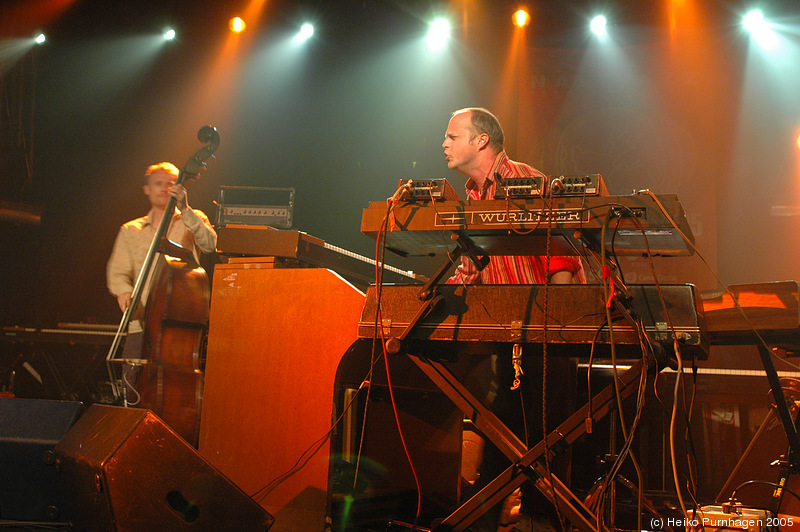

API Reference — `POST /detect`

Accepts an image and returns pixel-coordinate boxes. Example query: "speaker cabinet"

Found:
[0,398,83,522]
[56,404,274,531]
[200,267,366,530]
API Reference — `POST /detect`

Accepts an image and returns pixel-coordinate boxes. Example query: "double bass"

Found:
[106,126,220,446]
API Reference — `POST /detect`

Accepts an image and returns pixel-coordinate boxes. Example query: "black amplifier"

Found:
[215,186,294,228]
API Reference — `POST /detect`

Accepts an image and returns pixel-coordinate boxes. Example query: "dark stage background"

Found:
[2,0,799,328]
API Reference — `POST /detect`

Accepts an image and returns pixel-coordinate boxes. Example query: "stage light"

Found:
[163,28,176,41]
[743,9,766,31]
[229,17,246,33]
[34,33,46,45]
[293,23,314,44]
[743,9,778,49]
[512,9,531,28]
[590,15,608,39]
[426,17,451,51]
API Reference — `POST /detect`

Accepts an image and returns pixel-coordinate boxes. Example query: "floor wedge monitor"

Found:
[55,404,274,531]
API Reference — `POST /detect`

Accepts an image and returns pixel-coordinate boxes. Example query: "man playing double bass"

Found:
[107,161,217,315]
[106,161,217,418]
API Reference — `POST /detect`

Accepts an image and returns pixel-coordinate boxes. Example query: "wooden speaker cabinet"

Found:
[55,404,273,531]
[199,266,365,531]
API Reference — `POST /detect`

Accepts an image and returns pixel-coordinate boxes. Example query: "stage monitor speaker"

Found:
[0,397,83,522]
[55,404,274,531]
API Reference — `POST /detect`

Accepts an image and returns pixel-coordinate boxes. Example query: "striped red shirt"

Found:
[447,151,586,285]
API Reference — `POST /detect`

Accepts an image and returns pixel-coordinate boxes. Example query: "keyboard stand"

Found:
[400,352,644,532]
[378,229,647,531]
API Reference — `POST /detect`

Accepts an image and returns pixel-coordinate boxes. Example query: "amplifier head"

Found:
[216,186,294,228]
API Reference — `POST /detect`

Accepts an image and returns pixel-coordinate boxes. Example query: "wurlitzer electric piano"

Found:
[332,177,710,531]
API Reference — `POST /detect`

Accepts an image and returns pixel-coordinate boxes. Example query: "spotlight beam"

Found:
[293,23,314,44]
[743,9,778,49]
[590,15,608,39]
[426,18,451,51]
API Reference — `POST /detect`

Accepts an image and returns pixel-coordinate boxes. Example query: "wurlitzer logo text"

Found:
[435,209,586,226]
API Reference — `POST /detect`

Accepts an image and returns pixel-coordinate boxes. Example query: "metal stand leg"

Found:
[756,345,800,472]
[405,354,645,532]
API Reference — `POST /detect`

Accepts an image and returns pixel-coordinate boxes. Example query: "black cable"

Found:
[732,480,800,510]
[251,376,371,501]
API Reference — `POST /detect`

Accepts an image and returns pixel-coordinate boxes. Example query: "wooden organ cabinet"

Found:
[198,262,365,531]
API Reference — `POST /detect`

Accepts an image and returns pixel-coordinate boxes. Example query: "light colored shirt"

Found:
[106,207,217,299]
[447,151,586,285]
